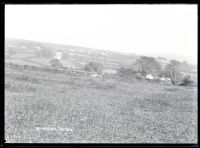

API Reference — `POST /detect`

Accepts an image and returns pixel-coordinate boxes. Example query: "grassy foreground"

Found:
[5,67,197,143]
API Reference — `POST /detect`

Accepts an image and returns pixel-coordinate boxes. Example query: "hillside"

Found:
[5,65,197,143]
[5,38,197,143]
[5,38,139,70]
[5,38,197,73]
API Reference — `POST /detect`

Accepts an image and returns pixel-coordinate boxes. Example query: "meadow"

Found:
[5,66,197,143]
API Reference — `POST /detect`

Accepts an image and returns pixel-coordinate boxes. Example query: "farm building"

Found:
[145,74,154,80]
[54,51,63,60]
[160,77,171,84]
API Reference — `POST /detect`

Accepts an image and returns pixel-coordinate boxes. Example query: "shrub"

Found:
[180,74,194,86]
[49,59,63,69]
[117,67,137,78]
[134,73,143,81]
[152,78,161,83]
[84,62,104,74]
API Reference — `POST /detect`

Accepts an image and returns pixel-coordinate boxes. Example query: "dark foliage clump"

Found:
[84,62,104,74]
[49,59,63,69]
[117,67,137,78]
[179,74,194,86]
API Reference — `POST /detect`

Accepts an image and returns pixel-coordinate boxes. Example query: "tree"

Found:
[49,58,63,68]
[180,61,191,72]
[164,60,182,83]
[84,62,104,74]
[135,56,161,77]
[157,57,167,61]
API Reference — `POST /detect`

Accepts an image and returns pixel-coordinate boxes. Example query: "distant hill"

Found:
[5,38,139,69]
[5,38,196,73]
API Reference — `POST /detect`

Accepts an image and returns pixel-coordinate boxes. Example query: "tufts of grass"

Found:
[6,73,40,84]
[163,88,180,92]
[89,80,117,90]
[5,81,37,93]
[5,67,197,143]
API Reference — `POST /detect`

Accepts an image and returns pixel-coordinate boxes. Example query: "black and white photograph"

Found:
[4,4,197,143]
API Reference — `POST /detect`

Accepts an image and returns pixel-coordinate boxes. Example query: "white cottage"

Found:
[145,74,154,80]
[54,51,63,60]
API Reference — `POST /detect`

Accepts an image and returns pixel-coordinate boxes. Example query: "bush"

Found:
[180,74,194,86]
[49,59,63,69]
[152,78,161,83]
[117,67,145,81]
[117,67,137,78]
[134,73,144,81]
[84,62,104,74]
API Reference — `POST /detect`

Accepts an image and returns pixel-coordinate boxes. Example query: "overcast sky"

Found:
[5,4,197,64]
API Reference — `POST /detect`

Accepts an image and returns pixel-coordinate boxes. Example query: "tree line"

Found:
[84,56,194,86]
[6,46,194,85]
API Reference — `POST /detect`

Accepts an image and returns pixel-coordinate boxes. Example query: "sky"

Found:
[5,4,197,64]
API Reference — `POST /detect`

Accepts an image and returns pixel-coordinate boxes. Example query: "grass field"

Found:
[5,66,197,143]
